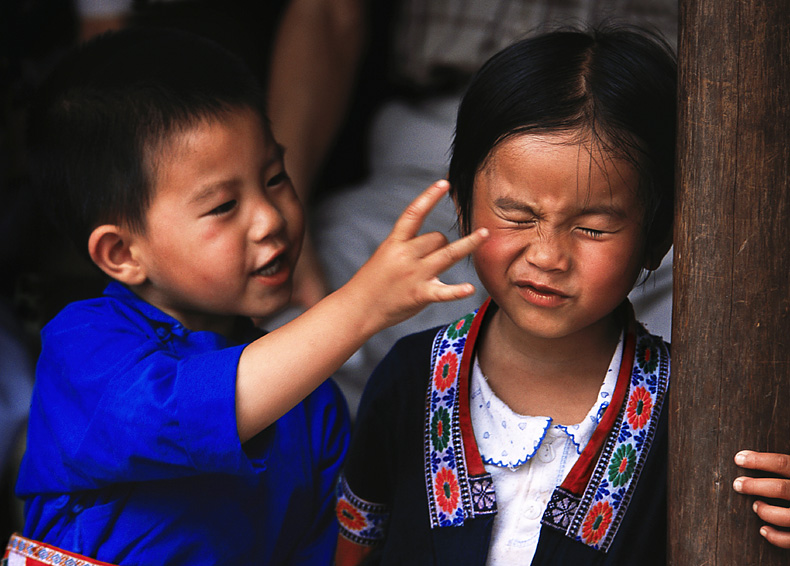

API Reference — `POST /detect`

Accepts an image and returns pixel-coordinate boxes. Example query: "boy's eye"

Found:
[209,200,237,215]
[267,172,290,187]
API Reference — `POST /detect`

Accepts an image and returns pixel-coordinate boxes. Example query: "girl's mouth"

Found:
[517,282,569,307]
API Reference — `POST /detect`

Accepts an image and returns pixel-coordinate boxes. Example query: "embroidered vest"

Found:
[423,299,669,552]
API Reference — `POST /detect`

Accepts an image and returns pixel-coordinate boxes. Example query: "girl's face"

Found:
[469,133,648,346]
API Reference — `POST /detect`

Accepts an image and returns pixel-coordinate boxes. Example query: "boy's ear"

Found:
[88,225,147,285]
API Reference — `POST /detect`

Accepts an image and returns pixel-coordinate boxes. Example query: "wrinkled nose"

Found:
[523,232,570,272]
[250,197,286,242]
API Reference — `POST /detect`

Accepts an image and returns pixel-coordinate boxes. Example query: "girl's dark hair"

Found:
[27,26,268,256]
[448,25,676,251]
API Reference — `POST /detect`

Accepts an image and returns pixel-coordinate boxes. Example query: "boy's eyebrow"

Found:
[188,180,237,206]
[187,149,286,206]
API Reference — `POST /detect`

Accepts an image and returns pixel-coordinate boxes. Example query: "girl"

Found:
[334,26,790,565]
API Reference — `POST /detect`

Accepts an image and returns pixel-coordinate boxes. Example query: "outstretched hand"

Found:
[733,450,790,549]
[346,179,488,331]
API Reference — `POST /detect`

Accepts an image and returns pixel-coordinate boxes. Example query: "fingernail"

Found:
[734,451,747,465]
[760,526,768,538]
[753,501,759,513]
[733,478,743,492]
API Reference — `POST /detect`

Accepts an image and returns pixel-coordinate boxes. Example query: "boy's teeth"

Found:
[256,258,280,276]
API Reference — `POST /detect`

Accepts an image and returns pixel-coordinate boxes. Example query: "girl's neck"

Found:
[477,307,623,424]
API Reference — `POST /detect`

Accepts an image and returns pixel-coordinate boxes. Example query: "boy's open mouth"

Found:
[254,257,283,277]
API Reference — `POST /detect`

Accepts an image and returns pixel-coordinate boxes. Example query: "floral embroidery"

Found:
[636,339,659,373]
[431,407,451,451]
[543,488,580,530]
[469,476,497,513]
[336,476,389,546]
[582,501,613,545]
[608,444,637,487]
[433,352,458,392]
[434,467,461,514]
[337,499,368,532]
[627,386,652,429]
[447,314,474,339]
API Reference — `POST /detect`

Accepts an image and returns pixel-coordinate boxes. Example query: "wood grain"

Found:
[670,1,790,564]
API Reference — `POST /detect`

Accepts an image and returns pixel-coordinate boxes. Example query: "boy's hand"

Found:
[347,180,488,331]
[237,180,486,440]
[733,450,790,549]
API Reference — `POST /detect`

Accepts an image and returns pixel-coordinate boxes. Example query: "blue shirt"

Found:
[17,282,350,565]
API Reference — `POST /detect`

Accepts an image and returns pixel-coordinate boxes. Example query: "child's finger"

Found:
[424,279,477,303]
[753,500,790,529]
[389,180,451,241]
[758,525,790,549]
[425,227,489,272]
[408,231,451,257]
[735,450,790,477]
[733,476,790,501]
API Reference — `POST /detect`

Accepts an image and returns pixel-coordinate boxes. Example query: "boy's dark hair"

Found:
[448,25,676,253]
[27,26,268,256]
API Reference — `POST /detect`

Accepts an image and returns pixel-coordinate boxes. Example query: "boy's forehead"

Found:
[145,106,278,199]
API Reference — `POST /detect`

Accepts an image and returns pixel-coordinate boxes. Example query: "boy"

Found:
[9,27,486,565]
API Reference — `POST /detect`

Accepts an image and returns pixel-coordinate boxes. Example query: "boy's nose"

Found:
[523,232,570,272]
[250,197,286,242]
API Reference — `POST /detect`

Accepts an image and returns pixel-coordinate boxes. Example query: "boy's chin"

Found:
[249,297,298,328]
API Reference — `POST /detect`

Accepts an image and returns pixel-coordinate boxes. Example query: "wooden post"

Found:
[670,1,790,564]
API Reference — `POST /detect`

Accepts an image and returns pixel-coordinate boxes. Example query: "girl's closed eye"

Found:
[578,227,607,239]
[209,200,237,216]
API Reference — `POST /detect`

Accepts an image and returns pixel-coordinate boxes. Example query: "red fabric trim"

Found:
[560,328,636,495]
[4,533,119,566]
[335,535,374,566]
[458,298,492,477]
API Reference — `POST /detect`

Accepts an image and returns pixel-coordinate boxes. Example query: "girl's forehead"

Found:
[483,133,639,186]
[475,132,644,216]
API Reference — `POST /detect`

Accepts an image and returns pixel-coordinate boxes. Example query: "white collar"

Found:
[470,331,624,468]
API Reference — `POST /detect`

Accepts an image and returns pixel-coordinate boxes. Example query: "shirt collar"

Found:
[470,331,623,468]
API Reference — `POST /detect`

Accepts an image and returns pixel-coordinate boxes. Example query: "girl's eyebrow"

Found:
[493,196,536,213]
[578,204,629,218]
[494,196,628,219]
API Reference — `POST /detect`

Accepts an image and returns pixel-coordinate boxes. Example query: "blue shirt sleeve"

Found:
[18,296,258,495]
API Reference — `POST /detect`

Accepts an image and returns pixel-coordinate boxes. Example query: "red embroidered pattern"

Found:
[433,352,457,391]
[434,467,461,514]
[582,501,613,544]
[626,386,652,430]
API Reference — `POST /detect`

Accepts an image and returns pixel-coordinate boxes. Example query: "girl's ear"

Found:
[644,230,673,271]
[88,225,147,285]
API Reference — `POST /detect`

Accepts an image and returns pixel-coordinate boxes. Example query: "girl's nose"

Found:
[250,197,286,242]
[523,232,570,272]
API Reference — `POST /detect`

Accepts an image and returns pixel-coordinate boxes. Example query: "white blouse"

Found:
[471,332,624,565]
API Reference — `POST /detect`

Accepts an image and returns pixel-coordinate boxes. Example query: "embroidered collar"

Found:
[423,299,669,554]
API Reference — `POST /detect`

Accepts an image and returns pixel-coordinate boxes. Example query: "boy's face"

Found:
[129,106,304,333]
[470,133,648,346]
